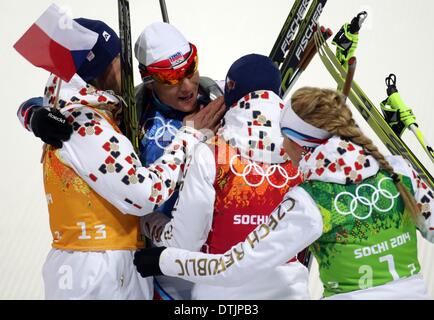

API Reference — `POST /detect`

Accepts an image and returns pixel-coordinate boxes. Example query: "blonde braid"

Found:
[291,87,420,220]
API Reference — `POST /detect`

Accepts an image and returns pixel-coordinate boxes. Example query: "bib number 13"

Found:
[77,222,107,240]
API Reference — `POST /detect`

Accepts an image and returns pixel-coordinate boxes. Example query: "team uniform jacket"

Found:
[156,136,434,299]
[136,81,223,217]
[19,75,203,222]
[142,90,310,300]
[18,78,220,300]
[17,74,203,299]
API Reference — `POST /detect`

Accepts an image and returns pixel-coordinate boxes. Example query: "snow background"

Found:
[0,0,433,299]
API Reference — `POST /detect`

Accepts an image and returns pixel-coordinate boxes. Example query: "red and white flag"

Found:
[14,4,98,82]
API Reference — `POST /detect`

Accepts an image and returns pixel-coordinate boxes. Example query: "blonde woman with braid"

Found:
[133,87,434,299]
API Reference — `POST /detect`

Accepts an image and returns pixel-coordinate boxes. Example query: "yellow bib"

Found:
[43,108,144,251]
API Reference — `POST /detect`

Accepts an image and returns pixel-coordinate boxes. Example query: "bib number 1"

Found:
[359,254,415,290]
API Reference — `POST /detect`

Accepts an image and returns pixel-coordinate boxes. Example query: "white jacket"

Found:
[142,91,310,299]
[40,74,204,217]
[156,136,434,299]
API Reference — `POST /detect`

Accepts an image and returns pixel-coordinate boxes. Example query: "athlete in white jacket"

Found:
[138,54,310,300]
[17,18,224,299]
[134,87,434,299]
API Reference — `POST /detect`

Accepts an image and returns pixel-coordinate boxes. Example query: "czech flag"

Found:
[13,4,98,82]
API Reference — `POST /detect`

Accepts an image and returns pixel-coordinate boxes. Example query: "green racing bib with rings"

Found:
[300,170,420,297]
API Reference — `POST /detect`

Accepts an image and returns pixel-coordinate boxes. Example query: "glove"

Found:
[133,247,166,278]
[29,107,73,149]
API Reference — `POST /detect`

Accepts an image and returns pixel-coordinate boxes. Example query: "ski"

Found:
[314,29,434,190]
[269,0,312,68]
[280,0,328,93]
[269,0,327,270]
[118,0,139,152]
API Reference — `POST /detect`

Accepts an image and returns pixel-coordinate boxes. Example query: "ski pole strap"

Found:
[349,11,368,34]
[332,23,359,71]
[381,93,416,132]
[385,73,398,96]
[381,73,417,136]
[332,11,368,72]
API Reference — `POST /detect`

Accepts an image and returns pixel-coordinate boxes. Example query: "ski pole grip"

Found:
[342,56,357,100]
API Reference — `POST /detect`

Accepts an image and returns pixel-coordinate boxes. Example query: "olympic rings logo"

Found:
[333,177,400,220]
[143,117,178,149]
[229,154,300,188]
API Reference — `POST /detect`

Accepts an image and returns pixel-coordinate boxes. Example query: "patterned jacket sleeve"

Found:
[141,142,216,250]
[389,156,434,242]
[58,106,204,216]
[158,187,323,287]
[17,97,43,131]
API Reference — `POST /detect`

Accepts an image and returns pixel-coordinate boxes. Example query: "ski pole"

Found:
[342,56,356,102]
[118,0,139,153]
[283,26,333,97]
[314,28,434,189]
[159,0,170,23]
[381,74,434,164]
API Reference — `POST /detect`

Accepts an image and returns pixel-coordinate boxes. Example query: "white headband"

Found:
[280,102,332,149]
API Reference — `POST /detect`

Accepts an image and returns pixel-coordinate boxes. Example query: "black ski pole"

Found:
[159,0,170,23]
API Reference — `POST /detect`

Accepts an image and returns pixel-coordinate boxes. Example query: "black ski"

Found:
[280,0,328,93]
[269,0,312,68]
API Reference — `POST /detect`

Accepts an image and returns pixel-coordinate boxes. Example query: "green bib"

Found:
[300,171,420,297]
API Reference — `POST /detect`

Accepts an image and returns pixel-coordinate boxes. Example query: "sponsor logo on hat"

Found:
[168,52,184,67]
[86,50,95,61]
[226,76,236,91]
[102,31,111,42]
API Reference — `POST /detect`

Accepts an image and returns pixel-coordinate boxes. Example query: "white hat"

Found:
[134,22,191,67]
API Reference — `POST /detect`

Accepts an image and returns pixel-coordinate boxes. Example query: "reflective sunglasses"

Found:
[140,43,198,85]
